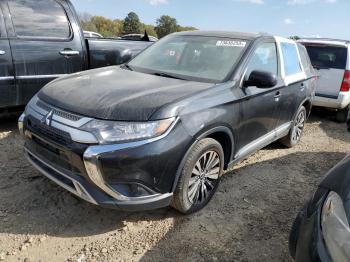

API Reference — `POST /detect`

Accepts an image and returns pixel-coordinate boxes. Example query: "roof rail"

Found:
[299,37,350,44]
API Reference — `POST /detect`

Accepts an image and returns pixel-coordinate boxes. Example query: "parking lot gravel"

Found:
[0,110,349,262]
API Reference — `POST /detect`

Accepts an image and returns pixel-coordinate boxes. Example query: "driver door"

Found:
[235,41,284,157]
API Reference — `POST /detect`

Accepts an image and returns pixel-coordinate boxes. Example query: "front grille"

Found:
[28,116,72,146]
[26,135,84,176]
[36,100,82,122]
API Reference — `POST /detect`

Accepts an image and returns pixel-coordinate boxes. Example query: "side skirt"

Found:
[227,121,292,169]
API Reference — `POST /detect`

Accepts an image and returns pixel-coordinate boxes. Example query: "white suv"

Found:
[298,38,350,122]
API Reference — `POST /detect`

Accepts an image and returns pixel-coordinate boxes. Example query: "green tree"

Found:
[123,12,141,35]
[155,15,179,38]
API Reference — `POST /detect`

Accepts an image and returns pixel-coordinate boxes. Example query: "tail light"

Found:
[340,70,350,92]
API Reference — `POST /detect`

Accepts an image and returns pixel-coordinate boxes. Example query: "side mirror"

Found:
[244,70,277,88]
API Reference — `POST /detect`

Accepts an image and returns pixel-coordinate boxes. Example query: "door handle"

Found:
[59,50,80,57]
[0,50,5,55]
[274,91,282,98]
[274,91,282,101]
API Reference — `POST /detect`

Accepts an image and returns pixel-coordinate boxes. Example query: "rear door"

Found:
[274,39,307,126]
[303,43,347,98]
[0,4,15,108]
[6,0,85,106]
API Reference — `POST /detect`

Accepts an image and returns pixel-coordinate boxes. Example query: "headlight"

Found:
[81,117,176,144]
[321,191,350,261]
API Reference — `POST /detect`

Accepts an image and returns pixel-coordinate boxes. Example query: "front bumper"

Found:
[19,99,191,211]
[290,192,331,262]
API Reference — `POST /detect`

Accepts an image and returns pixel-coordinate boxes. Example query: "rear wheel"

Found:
[280,106,306,148]
[335,106,349,123]
[171,138,224,214]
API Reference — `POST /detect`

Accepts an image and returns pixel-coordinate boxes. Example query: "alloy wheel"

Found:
[292,110,306,143]
[188,150,221,204]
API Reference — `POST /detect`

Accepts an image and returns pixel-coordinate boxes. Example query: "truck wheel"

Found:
[335,106,349,123]
[171,138,224,214]
[280,106,306,148]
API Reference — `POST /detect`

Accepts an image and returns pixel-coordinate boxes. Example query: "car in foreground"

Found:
[298,38,350,122]
[19,31,316,213]
[0,0,152,111]
[289,154,350,262]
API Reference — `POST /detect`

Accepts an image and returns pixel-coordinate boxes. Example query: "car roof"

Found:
[174,30,270,40]
[298,38,350,47]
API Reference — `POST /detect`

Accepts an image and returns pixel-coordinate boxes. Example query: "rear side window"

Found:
[281,43,302,76]
[8,0,71,39]
[246,42,278,77]
[304,45,347,70]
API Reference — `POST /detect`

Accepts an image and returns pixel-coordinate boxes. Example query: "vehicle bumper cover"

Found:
[20,113,192,211]
[290,195,332,262]
[313,92,350,109]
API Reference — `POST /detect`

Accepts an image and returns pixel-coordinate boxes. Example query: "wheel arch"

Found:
[171,125,234,193]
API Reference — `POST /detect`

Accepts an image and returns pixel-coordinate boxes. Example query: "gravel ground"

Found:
[0,110,349,262]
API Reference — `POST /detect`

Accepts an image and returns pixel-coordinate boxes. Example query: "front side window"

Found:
[246,42,278,77]
[281,42,302,76]
[8,0,71,39]
[129,35,249,83]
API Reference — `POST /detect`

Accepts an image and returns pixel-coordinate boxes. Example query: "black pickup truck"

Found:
[0,0,152,110]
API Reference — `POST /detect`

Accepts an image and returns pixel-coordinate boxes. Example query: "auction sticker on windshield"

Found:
[216,40,246,47]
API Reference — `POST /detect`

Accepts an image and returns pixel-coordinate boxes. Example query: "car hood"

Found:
[38,66,213,121]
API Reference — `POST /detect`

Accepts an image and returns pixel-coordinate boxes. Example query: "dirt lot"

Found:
[0,111,349,262]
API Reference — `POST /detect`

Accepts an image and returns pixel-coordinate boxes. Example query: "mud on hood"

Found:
[38,66,213,121]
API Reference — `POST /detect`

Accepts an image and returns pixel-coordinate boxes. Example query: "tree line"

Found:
[80,12,197,38]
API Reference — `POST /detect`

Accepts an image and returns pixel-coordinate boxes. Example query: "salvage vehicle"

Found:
[289,154,350,262]
[299,38,350,122]
[0,0,152,111]
[19,31,316,214]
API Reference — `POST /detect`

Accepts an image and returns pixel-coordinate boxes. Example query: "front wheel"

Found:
[171,138,224,214]
[280,106,307,148]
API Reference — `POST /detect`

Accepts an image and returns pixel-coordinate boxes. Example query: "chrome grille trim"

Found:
[36,99,82,122]
[26,96,98,144]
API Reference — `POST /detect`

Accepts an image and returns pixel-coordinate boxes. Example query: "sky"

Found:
[71,0,350,40]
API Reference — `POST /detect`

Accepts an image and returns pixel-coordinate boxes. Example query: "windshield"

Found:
[128,35,249,83]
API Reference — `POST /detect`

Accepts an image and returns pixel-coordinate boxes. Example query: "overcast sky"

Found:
[71,0,350,40]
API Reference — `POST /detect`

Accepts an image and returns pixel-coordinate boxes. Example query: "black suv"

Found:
[19,31,316,214]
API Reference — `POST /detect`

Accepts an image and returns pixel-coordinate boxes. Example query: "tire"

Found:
[171,138,224,214]
[335,106,349,123]
[280,106,307,148]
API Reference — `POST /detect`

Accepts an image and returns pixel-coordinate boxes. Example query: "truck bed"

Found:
[86,39,153,69]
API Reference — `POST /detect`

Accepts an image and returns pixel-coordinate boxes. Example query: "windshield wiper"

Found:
[152,72,185,80]
[122,63,133,71]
